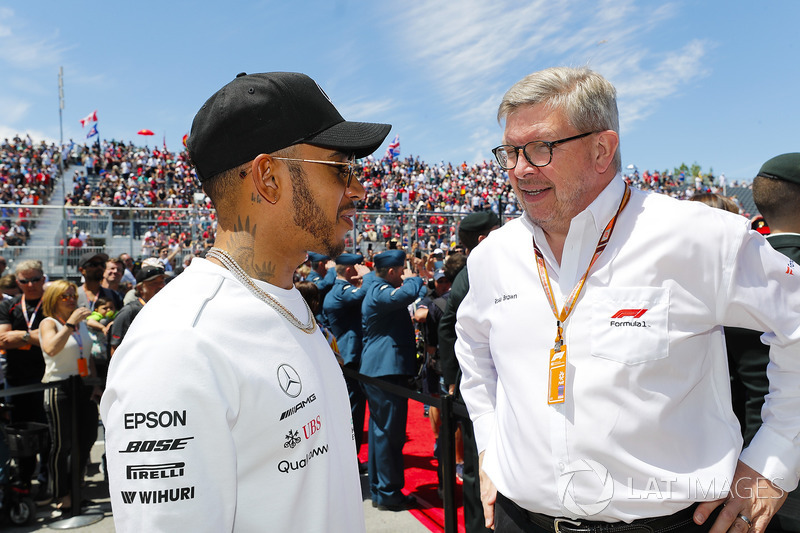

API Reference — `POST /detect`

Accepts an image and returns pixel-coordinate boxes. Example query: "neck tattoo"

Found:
[206,248,316,334]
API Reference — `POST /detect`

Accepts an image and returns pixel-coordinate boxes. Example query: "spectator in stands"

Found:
[101,256,127,299]
[108,265,166,357]
[117,253,136,288]
[38,280,99,515]
[0,256,6,275]
[0,259,48,492]
[76,252,123,312]
[0,274,19,299]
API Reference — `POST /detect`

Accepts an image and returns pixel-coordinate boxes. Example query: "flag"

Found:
[86,124,99,139]
[163,134,167,152]
[80,110,98,127]
[385,135,400,160]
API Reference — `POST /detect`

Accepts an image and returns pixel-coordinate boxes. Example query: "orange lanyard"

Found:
[533,185,631,404]
[21,295,42,333]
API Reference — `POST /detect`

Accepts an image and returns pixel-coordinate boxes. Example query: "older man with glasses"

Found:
[0,259,49,492]
[455,66,800,533]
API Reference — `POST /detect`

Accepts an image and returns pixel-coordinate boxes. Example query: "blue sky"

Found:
[1,1,797,181]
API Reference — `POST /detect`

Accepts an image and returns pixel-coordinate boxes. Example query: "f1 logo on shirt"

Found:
[610,309,648,319]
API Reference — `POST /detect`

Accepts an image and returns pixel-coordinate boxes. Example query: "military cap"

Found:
[307,252,330,263]
[374,250,406,269]
[459,211,501,232]
[335,253,363,266]
[757,153,800,185]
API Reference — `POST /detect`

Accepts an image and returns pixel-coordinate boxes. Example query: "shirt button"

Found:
[558,462,565,471]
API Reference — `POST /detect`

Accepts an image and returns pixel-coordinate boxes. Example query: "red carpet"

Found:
[358,402,466,533]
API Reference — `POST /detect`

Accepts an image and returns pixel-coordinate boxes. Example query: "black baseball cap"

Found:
[78,251,109,269]
[135,265,166,284]
[188,72,392,181]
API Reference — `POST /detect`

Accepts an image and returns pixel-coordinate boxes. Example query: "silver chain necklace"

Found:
[206,247,316,334]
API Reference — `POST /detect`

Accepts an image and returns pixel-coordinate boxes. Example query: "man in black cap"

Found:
[724,153,800,532]
[438,211,500,533]
[108,265,166,357]
[77,251,123,313]
[361,249,427,511]
[322,253,372,458]
[101,72,390,532]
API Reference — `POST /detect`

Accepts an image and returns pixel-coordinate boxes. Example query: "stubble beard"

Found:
[514,175,593,237]
[288,162,346,258]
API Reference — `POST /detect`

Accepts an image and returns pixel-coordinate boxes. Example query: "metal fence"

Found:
[0,204,507,278]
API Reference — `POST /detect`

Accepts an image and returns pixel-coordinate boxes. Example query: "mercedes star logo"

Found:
[277,364,302,398]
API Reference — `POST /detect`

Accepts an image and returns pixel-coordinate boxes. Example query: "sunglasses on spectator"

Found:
[17,276,43,284]
[60,293,77,301]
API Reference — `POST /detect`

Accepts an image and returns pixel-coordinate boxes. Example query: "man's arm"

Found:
[698,223,800,532]
[101,331,237,531]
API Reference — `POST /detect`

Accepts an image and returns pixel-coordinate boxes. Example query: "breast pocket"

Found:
[590,287,669,365]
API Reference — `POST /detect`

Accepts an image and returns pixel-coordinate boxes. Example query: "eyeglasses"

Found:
[272,157,356,188]
[492,131,599,170]
[60,293,77,301]
[17,276,43,284]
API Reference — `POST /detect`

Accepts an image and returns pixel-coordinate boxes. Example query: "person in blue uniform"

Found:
[361,249,427,511]
[323,253,372,456]
[306,252,335,325]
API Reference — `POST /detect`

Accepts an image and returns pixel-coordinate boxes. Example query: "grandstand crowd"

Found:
[0,133,756,262]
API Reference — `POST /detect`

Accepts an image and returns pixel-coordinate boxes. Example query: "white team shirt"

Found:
[100,258,365,532]
[456,175,800,522]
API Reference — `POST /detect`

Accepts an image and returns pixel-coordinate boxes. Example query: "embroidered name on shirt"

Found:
[494,294,518,304]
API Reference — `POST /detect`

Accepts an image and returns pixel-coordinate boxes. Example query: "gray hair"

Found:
[14,259,43,275]
[498,66,621,172]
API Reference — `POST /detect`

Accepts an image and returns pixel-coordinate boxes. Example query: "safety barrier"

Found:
[1,376,104,527]
[342,366,468,533]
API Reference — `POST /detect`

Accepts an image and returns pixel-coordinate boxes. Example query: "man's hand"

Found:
[0,330,28,349]
[694,460,787,533]
[479,451,497,530]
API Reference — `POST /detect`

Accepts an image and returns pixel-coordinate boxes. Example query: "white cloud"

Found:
[338,98,397,122]
[392,0,712,160]
[0,96,31,124]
